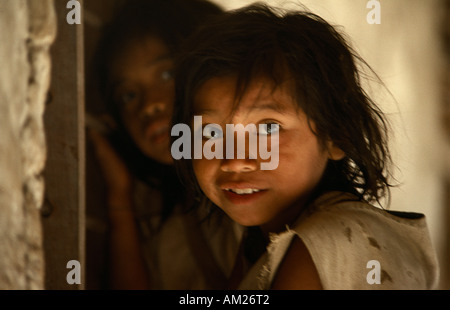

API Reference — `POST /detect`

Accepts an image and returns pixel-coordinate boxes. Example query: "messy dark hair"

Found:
[92,0,224,219]
[96,0,224,102]
[173,3,394,209]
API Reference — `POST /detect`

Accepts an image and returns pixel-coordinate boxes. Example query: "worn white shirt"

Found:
[239,191,440,290]
[134,180,242,289]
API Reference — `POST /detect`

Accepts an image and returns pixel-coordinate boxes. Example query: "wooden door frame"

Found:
[42,0,85,290]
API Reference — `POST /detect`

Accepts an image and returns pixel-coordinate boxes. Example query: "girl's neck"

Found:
[259,198,308,239]
[258,187,326,239]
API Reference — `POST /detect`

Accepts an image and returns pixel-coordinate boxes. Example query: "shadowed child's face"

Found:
[192,75,345,233]
[110,36,174,164]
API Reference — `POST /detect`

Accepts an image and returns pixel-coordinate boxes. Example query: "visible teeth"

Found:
[228,188,260,195]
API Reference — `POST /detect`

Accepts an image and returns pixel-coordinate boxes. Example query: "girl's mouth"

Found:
[222,187,267,205]
[224,188,262,194]
[145,120,170,144]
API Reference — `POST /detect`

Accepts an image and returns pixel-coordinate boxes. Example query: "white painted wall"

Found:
[0,0,56,289]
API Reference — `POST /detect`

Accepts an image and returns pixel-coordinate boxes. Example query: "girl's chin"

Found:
[153,152,174,165]
[141,147,173,165]
[219,202,271,228]
[159,156,174,165]
[226,214,266,228]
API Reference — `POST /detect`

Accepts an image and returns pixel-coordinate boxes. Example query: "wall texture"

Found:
[0,0,56,289]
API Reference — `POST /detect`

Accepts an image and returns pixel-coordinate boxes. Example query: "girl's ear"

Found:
[326,141,346,161]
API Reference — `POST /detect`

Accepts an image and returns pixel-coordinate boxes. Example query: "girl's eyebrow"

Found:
[249,101,290,115]
[194,101,290,117]
[145,54,172,67]
[194,108,215,115]
[110,54,173,89]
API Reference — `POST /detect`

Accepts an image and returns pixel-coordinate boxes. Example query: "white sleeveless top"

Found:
[133,180,243,289]
[238,191,439,290]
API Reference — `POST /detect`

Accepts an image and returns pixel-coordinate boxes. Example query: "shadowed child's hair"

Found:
[173,3,394,208]
[93,0,224,220]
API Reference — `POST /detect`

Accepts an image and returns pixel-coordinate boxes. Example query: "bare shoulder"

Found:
[270,236,323,290]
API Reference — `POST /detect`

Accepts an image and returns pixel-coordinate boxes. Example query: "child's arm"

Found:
[107,203,151,289]
[270,236,323,290]
[88,125,151,290]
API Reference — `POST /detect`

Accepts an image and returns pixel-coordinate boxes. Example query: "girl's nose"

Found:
[220,141,258,173]
[141,100,166,117]
[140,90,171,119]
[220,158,258,173]
[220,128,259,173]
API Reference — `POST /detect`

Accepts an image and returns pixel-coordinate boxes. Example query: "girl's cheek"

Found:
[193,159,208,183]
[194,159,218,194]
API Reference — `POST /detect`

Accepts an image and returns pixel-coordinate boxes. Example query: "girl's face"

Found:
[192,75,345,234]
[110,36,174,164]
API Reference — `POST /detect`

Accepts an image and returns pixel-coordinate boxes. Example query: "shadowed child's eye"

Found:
[114,89,139,108]
[120,91,138,104]
[259,123,280,135]
[161,69,174,82]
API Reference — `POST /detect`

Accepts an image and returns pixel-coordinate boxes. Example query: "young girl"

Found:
[172,3,439,289]
[87,0,240,289]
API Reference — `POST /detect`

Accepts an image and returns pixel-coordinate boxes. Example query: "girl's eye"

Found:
[161,69,173,82]
[119,91,138,105]
[259,123,280,135]
[203,124,223,140]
